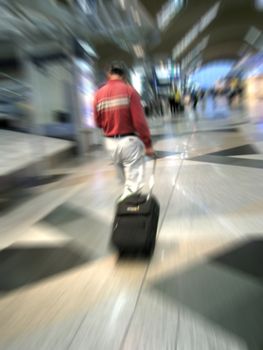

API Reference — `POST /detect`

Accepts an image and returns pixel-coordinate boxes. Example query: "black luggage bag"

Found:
[111,159,159,256]
[111,193,159,256]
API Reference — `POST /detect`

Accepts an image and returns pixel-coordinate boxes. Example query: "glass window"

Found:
[190,61,234,89]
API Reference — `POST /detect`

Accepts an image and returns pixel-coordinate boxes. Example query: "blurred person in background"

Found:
[191,90,199,110]
[228,77,239,105]
[94,61,154,201]
[168,89,176,115]
[200,89,207,110]
[174,87,182,114]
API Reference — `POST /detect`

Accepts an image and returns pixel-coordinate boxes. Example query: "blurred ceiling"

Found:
[0,0,262,71]
[141,0,263,71]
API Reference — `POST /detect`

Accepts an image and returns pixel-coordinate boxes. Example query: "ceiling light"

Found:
[254,34,263,50]
[133,44,144,58]
[245,26,261,45]
[119,0,126,10]
[76,0,95,14]
[233,53,252,70]
[181,36,209,70]
[77,40,98,58]
[255,0,263,10]
[157,0,184,31]
[131,7,142,26]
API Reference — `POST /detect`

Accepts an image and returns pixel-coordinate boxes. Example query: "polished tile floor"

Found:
[0,97,263,349]
[0,130,73,176]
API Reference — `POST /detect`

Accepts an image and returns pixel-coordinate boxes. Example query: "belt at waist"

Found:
[105,133,136,138]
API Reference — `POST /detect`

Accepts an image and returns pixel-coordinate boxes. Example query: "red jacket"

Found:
[93,79,152,148]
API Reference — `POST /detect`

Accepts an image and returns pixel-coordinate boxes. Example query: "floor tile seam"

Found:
[118,121,197,350]
[55,257,120,350]
[64,252,158,349]
[117,162,184,350]
[0,256,119,346]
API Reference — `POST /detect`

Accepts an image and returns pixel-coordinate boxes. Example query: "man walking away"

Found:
[93,61,154,201]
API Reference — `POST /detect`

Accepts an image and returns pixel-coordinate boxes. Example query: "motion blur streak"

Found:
[0,1,263,349]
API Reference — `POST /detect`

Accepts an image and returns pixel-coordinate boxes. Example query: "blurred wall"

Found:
[28,61,72,125]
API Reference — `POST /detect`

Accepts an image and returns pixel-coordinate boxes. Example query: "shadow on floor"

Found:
[212,239,263,281]
[191,155,263,169]
[152,238,263,350]
[42,203,112,259]
[209,144,259,157]
[190,144,263,169]
[0,203,112,293]
[43,203,87,225]
[17,174,66,188]
[0,190,32,214]
[0,242,93,292]
[0,174,67,214]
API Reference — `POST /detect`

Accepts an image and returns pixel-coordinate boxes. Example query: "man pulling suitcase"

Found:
[93,61,159,256]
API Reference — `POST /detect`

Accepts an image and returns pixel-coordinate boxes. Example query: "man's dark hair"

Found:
[109,61,127,77]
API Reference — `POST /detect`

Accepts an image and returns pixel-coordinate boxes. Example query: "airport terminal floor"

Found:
[0,96,263,350]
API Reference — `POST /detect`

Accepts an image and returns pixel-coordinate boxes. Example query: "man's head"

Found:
[108,61,127,80]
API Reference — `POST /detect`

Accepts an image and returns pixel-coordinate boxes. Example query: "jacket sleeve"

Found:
[129,89,152,148]
[93,93,102,128]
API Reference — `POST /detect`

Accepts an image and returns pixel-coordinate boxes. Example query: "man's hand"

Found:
[145,146,155,157]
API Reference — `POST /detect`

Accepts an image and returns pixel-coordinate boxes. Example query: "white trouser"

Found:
[104,136,145,199]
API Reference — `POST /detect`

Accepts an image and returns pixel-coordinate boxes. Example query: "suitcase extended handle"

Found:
[148,156,157,199]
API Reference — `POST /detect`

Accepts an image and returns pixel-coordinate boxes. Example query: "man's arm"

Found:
[129,89,153,155]
[93,93,102,128]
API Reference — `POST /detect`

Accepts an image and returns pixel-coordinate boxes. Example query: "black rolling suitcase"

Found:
[111,159,160,256]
